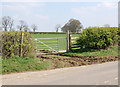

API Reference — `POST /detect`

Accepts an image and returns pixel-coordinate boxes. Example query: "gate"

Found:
[35,37,67,52]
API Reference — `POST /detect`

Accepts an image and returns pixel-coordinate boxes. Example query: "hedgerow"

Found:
[1,31,36,58]
[77,27,118,49]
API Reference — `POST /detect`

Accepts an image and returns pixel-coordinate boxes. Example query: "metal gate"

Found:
[35,37,67,52]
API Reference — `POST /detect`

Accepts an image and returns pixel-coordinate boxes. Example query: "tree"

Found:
[17,20,28,31]
[31,24,37,32]
[24,25,29,32]
[61,19,83,33]
[55,24,61,32]
[103,24,110,27]
[9,19,14,31]
[2,16,12,31]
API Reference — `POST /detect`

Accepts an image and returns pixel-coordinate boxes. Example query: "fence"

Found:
[67,30,80,50]
[35,37,67,52]
[34,31,80,53]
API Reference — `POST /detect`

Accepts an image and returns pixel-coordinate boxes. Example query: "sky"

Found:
[0,0,118,32]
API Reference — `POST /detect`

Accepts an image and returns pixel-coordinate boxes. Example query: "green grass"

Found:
[2,56,53,74]
[64,46,118,57]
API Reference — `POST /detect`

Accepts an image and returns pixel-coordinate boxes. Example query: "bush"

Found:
[77,27,118,49]
[1,31,36,58]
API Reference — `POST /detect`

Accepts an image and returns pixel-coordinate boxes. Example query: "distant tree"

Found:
[2,16,12,31]
[17,20,27,31]
[9,19,14,31]
[103,24,110,27]
[55,24,61,32]
[31,24,37,32]
[119,24,120,28]
[61,19,83,33]
[24,25,29,32]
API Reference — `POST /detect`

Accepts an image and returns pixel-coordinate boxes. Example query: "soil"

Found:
[36,53,119,69]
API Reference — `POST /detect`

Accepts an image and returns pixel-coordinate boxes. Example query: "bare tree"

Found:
[31,24,37,32]
[55,24,61,32]
[2,16,11,31]
[24,25,29,32]
[103,24,110,27]
[17,20,27,31]
[9,19,14,31]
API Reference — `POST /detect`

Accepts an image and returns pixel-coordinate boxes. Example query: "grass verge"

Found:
[64,46,118,57]
[2,56,53,74]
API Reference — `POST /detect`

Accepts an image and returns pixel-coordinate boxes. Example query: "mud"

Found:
[37,54,119,68]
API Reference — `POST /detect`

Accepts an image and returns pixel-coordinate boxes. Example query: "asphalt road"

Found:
[2,61,118,85]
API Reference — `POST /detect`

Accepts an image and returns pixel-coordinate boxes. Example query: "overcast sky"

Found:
[0,0,118,32]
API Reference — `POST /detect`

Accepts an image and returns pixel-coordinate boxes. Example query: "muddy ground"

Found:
[37,53,119,69]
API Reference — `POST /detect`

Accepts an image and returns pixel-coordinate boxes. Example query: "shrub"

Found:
[1,31,36,58]
[77,27,118,49]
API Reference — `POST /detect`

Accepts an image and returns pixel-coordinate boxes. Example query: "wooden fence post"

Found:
[67,30,71,52]
[20,31,24,57]
[67,30,69,52]
[69,33,72,51]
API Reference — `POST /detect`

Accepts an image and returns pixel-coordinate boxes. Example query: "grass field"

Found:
[32,34,80,52]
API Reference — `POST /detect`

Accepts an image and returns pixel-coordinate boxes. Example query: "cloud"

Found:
[2,2,45,17]
[97,2,117,8]
[71,2,118,27]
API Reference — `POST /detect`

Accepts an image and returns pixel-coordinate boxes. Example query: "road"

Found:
[2,61,118,85]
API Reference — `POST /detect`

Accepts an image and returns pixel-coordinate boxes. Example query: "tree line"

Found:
[1,16,111,33]
[1,16,84,33]
[1,16,38,32]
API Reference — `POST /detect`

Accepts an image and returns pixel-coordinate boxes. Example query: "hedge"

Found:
[1,31,36,58]
[76,27,118,49]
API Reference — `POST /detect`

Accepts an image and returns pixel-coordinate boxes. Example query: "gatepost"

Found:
[67,30,71,52]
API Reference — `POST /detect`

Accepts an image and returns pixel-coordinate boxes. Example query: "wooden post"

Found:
[67,30,70,52]
[20,31,24,57]
[69,33,72,51]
